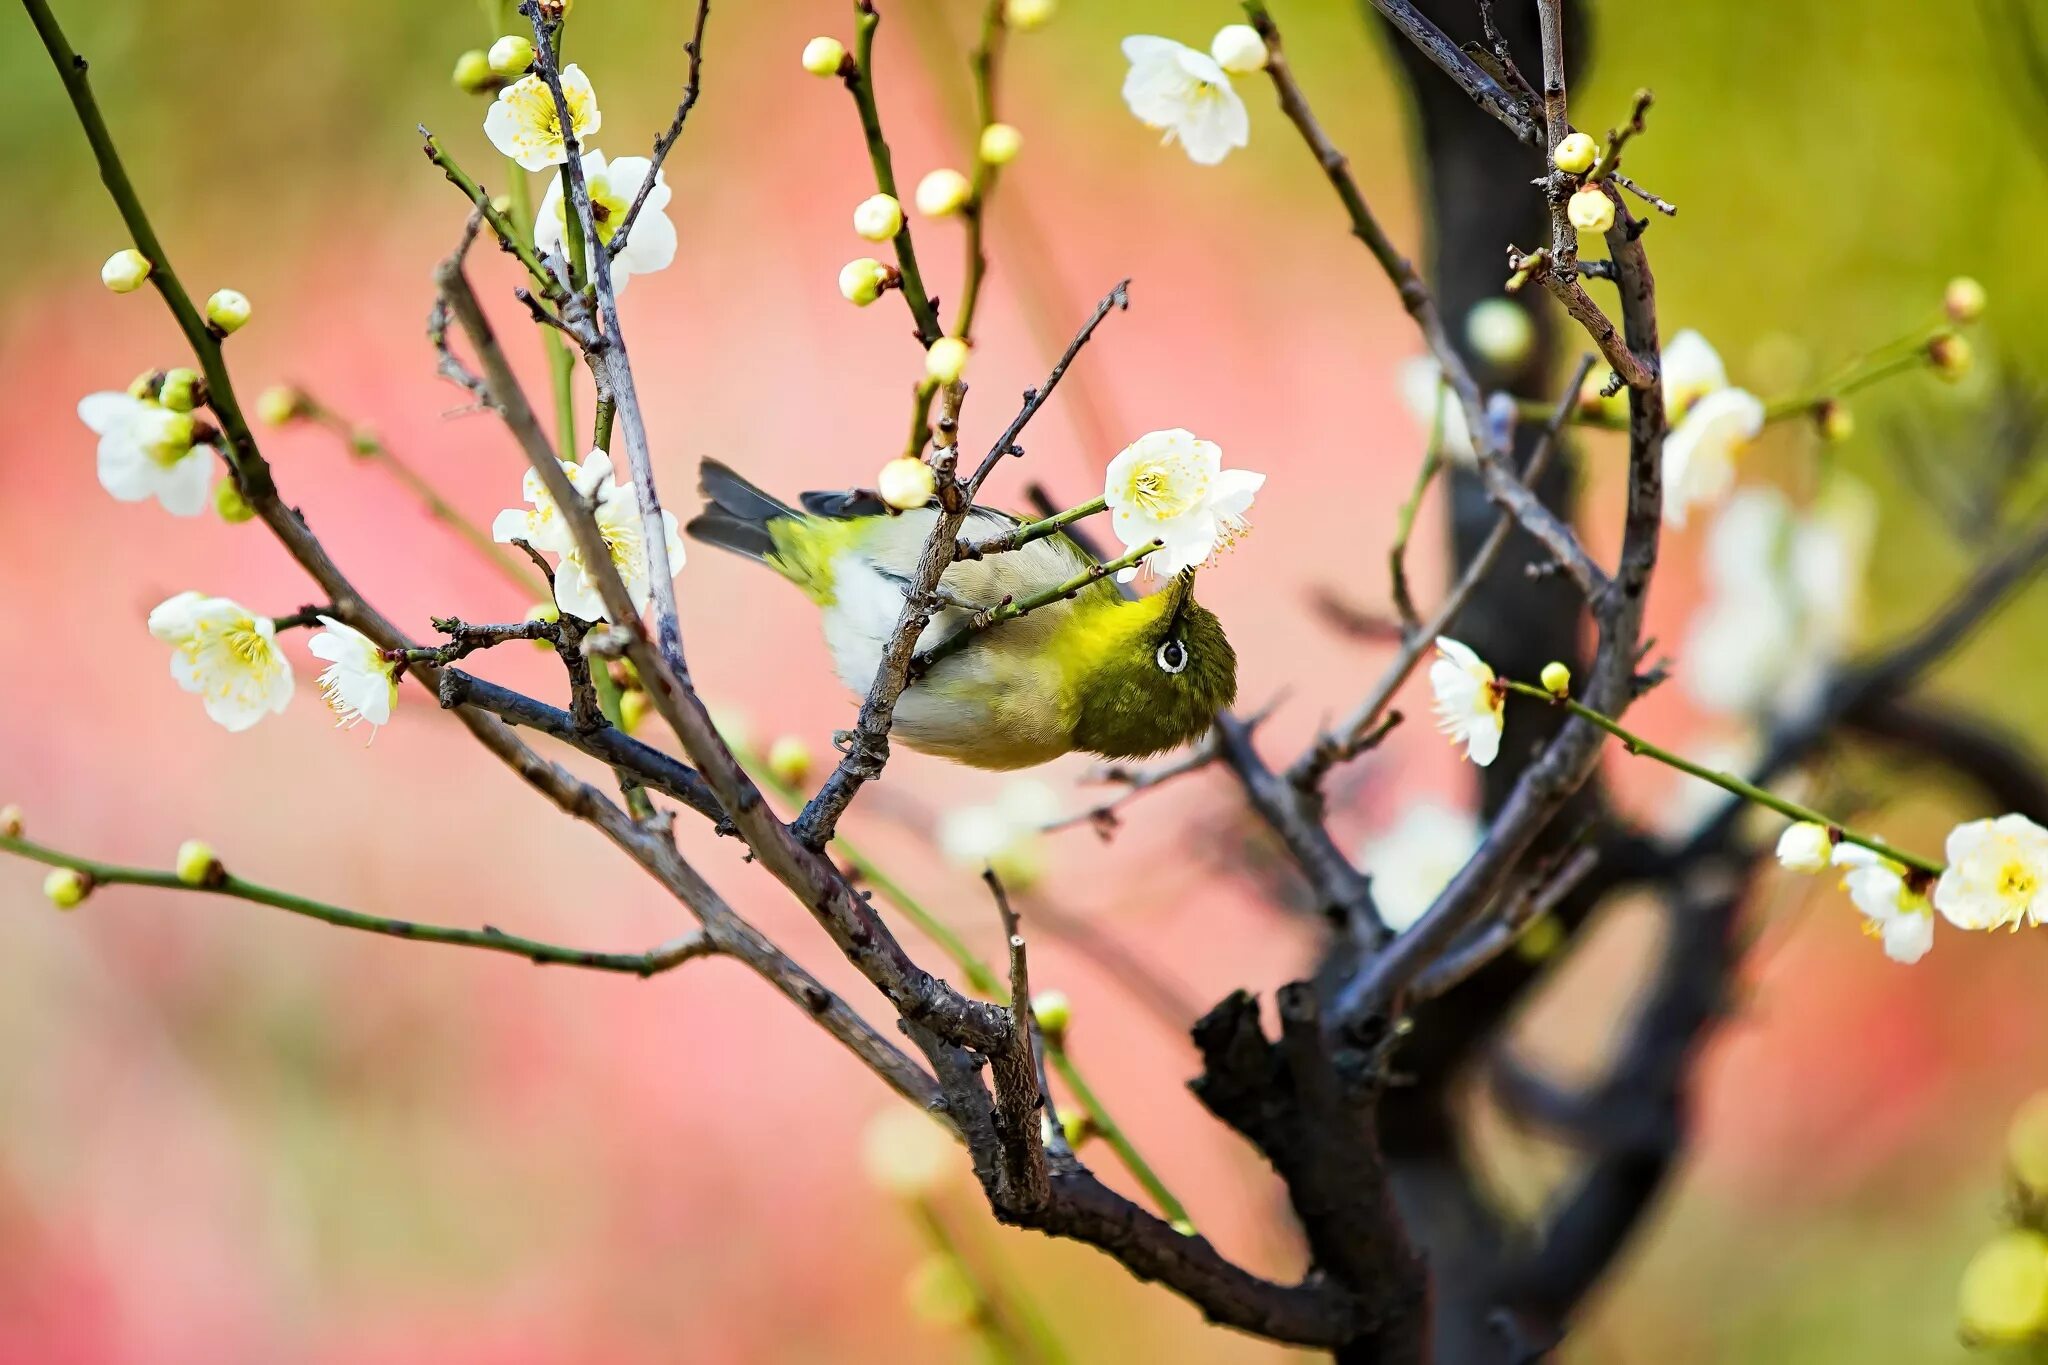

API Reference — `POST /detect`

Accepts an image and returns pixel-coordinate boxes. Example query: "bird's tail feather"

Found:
[686,459,796,563]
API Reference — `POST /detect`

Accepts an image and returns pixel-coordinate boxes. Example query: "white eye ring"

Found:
[1156,640,1188,675]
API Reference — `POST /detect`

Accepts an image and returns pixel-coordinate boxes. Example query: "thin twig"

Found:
[611,0,711,257]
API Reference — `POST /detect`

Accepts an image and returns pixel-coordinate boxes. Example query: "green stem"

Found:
[1046,1036,1194,1233]
[910,1199,1051,1365]
[2,834,711,975]
[1389,444,1443,630]
[960,496,1108,558]
[846,3,941,345]
[917,539,1157,673]
[1499,679,1945,874]
[906,377,940,461]
[422,135,560,298]
[593,394,616,452]
[952,0,1008,344]
[297,396,545,599]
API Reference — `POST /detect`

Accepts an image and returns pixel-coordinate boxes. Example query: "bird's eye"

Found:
[1155,639,1189,675]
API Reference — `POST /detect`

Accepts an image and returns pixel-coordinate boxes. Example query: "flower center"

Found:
[1126,462,1202,520]
[1998,859,2038,903]
[223,621,272,669]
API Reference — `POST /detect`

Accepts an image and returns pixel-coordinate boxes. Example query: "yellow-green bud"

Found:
[1539,661,1572,697]
[618,688,651,735]
[905,1256,979,1328]
[1004,0,1056,30]
[255,385,303,427]
[1060,1110,1092,1149]
[488,35,535,78]
[101,248,153,294]
[709,705,754,753]
[801,36,846,76]
[146,410,198,464]
[1815,399,1853,443]
[2010,1092,2048,1199]
[851,193,903,242]
[205,288,252,334]
[923,336,970,384]
[175,839,222,887]
[452,49,498,94]
[1466,298,1534,370]
[913,168,973,217]
[1553,131,1599,175]
[525,601,560,650]
[44,868,91,910]
[1567,188,1615,234]
[1513,913,1565,963]
[158,367,204,413]
[1958,1229,2048,1345]
[1945,275,1987,324]
[861,1107,954,1198]
[1032,989,1071,1038]
[0,804,21,838]
[877,457,936,511]
[213,479,257,524]
[1209,24,1268,75]
[128,368,163,400]
[977,122,1023,166]
[838,257,891,306]
[765,735,814,789]
[1928,332,1972,381]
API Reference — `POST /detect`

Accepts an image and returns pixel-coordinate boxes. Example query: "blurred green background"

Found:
[2,1,2046,1361]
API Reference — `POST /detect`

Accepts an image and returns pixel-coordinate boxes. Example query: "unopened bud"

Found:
[0,805,21,838]
[1032,989,1071,1038]
[618,688,650,735]
[861,1107,954,1198]
[1959,1229,2048,1345]
[128,369,164,400]
[914,168,973,218]
[44,868,91,910]
[1567,188,1615,235]
[977,122,1023,166]
[1552,131,1599,175]
[101,248,152,294]
[852,193,903,242]
[1004,0,1056,30]
[1466,298,1534,370]
[801,36,846,76]
[205,289,252,334]
[175,839,222,887]
[923,336,970,384]
[1945,275,1987,324]
[1209,24,1268,74]
[766,735,814,789]
[1513,913,1565,962]
[1928,332,1972,382]
[255,385,303,427]
[146,410,198,464]
[877,457,936,511]
[1060,1110,1092,1149]
[905,1256,978,1328]
[525,601,560,650]
[1539,661,1572,697]
[2010,1091,2048,1199]
[452,49,498,94]
[1774,821,1835,874]
[838,257,891,306]
[488,35,535,78]
[1814,399,1853,443]
[214,479,257,524]
[158,367,204,413]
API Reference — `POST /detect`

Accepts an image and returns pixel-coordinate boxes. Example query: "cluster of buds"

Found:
[1548,130,1617,235]
[1958,1092,2048,1346]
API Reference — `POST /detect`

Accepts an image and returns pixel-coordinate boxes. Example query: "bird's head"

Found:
[1068,572,1237,759]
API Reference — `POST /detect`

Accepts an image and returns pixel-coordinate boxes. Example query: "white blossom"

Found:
[1102,428,1264,581]
[483,64,601,171]
[498,452,684,624]
[1357,803,1479,934]
[1120,36,1249,166]
[147,592,294,732]
[1662,386,1765,528]
[78,391,213,516]
[534,151,674,295]
[308,617,400,733]
[1661,330,1729,419]
[1933,814,2048,932]
[1774,820,1835,873]
[1831,843,1935,963]
[938,780,1059,890]
[1397,357,1476,466]
[1429,637,1503,767]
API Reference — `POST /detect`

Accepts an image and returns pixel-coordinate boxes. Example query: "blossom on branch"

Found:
[499,452,685,624]
[1357,803,1479,934]
[1831,842,1935,964]
[147,592,294,732]
[78,391,213,516]
[1102,428,1263,582]
[534,151,675,293]
[484,64,601,171]
[1933,814,2048,932]
[1396,357,1476,465]
[1429,637,1504,767]
[1120,37,1249,166]
[309,618,400,734]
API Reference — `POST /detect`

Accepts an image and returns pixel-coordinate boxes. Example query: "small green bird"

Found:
[685,461,1238,770]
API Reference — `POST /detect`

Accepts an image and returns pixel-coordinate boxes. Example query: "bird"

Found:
[685,460,1238,770]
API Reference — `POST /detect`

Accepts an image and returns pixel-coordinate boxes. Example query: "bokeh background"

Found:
[3,0,2047,1360]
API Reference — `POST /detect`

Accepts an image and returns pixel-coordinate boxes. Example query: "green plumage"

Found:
[685,461,1238,770]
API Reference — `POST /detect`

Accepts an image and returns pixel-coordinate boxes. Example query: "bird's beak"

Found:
[1166,569,1196,635]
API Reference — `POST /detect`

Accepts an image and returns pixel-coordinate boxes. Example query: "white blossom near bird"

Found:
[1357,803,1479,934]
[483,64,600,170]
[1120,36,1249,166]
[1831,843,1936,963]
[1933,814,2048,931]
[938,781,1061,888]
[534,152,675,294]
[1429,637,1504,767]
[308,617,400,733]
[1102,428,1264,581]
[147,592,294,732]
[78,390,213,516]
[497,452,684,624]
